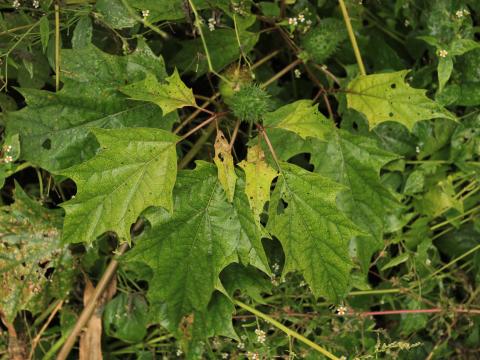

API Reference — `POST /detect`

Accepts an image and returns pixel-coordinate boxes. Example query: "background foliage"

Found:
[1,0,480,359]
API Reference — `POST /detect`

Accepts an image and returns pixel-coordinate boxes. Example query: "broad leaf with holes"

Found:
[346,70,455,130]
[267,162,359,302]
[0,185,73,321]
[5,42,177,171]
[126,162,268,327]
[60,128,178,244]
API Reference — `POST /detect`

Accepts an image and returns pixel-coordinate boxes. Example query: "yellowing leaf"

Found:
[238,145,277,224]
[346,70,456,130]
[213,130,237,202]
[60,128,178,244]
[264,100,332,140]
[120,68,196,115]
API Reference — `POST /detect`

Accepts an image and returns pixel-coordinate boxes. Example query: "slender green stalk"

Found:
[234,300,341,360]
[188,0,211,71]
[55,4,60,91]
[338,0,366,75]
[431,205,480,231]
[348,288,402,296]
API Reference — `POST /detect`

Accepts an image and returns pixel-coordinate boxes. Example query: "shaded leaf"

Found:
[6,43,177,171]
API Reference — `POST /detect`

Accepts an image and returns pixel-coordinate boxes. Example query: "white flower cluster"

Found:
[2,144,13,163]
[247,352,260,360]
[13,0,21,9]
[255,328,266,344]
[142,9,150,19]
[208,17,216,31]
[455,9,470,18]
[288,14,309,26]
[32,0,39,8]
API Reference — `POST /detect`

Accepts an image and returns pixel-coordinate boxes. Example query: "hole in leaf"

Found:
[389,112,394,117]
[390,83,396,89]
[42,138,51,150]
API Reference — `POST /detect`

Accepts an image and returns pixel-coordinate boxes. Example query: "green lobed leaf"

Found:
[346,70,456,130]
[119,69,196,115]
[311,130,400,272]
[60,127,178,244]
[126,162,268,327]
[263,100,333,140]
[267,162,359,302]
[6,43,177,171]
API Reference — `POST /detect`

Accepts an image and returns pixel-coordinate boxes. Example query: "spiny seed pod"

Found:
[300,18,347,64]
[230,84,272,124]
[219,64,253,105]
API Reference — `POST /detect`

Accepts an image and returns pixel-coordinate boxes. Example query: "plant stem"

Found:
[177,122,216,169]
[56,242,129,360]
[338,0,366,75]
[234,300,341,360]
[348,288,402,296]
[55,3,60,91]
[430,205,480,231]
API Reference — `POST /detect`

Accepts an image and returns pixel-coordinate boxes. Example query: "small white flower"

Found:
[13,0,21,9]
[426,258,431,266]
[32,0,39,8]
[272,262,280,273]
[294,69,301,78]
[416,146,420,153]
[298,14,305,23]
[3,155,13,163]
[288,17,298,26]
[255,328,266,344]
[271,277,279,286]
[339,356,347,360]
[176,348,183,356]
[336,305,348,316]
[237,341,245,349]
[455,10,464,18]
[404,19,410,27]
[247,352,260,360]
[142,9,150,18]
[208,17,216,31]
[439,49,449,58]
[463,9,470,16]
[221,353,229,359]
[306,19,312,25]
[3,145,12,152]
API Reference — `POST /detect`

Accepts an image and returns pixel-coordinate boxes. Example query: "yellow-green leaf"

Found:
[264,100,332,140]
[346,70,456,130]
[120,68,196,115]
[213,130,237,202]
[238,145,277,225]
